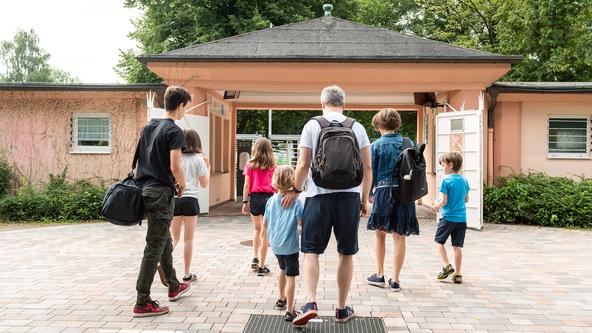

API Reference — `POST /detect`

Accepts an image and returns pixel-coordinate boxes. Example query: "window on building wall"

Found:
[72,113,112,153]
[547,116,589,158]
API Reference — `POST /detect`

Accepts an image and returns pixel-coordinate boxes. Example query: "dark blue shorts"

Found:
[434,218,467,247]
[301,192,361,255]
[275,252,299,277]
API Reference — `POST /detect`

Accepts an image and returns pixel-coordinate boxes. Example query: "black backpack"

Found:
[390,138,428,204]
[311,116,363,189]
[100,140,145,226]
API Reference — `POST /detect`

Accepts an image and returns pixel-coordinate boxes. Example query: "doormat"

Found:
[242,314,387,333]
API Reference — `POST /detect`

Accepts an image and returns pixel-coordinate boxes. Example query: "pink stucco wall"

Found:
[493,101,522,178]
[520,102,592,178]
[0,90,148,187]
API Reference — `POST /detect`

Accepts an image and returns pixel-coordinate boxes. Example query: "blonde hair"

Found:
[272,165,295,192]
[439,152,463,173]
[249,137,275,170]
[372,108,401,131]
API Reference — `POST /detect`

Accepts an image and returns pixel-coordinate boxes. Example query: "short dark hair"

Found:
[372,108,401,131]
[164,86,191,111]
[439,152,463,173]
[182,129,202,154]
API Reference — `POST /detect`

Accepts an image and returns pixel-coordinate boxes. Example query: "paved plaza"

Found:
[1,207,591,333]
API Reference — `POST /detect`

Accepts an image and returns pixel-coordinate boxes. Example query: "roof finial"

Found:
[323,4,333,17]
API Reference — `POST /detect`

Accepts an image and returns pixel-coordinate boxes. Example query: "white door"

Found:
[148,108,210,213]
[435,110,483,229]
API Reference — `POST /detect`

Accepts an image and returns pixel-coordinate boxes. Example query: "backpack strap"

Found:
[402,137,413,149]
[131,138,141,172]
[341,117,356,128]
[313,116,332,128]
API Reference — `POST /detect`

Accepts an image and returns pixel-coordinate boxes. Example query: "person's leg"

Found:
[337,254,353,309]
[303,253,320,303]
[453,247,462,275]
[251,215,263,259]
[436,243,449,266]
[392,233,406,282]
[182,215,198,276]
[278,269,287,301]
[137,185,176,304]
[170,216,182,249]
[286,276,296,312]
[374,231,386,276]
[258,219,269,267]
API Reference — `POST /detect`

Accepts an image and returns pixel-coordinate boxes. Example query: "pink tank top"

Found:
[243,163,276,193]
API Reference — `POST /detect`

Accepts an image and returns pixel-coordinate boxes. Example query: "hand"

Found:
[176,182,185,197]
[241,203,250,215]
[281,191,299,208]
[431,202,439,212]
[360,201,369,217]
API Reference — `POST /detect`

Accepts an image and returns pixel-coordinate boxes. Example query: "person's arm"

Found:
[241,175,250,215]
[281,147,311,208]
[360,146,372,216]
[433,193,447,211]
[465,193,470,204]
[170,149,185,196]
[197,156,210,188]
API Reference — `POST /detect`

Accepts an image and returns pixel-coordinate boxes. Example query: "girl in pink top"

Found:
[242,138,277,276]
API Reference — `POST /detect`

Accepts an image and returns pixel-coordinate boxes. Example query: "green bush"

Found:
[484,172,592,229]
[0,170,106,222]
[0,158,10,197]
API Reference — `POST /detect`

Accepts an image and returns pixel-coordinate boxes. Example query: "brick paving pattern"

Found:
[1,209,591,333]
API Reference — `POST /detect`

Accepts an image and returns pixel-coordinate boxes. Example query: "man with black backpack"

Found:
[282,85,372,327]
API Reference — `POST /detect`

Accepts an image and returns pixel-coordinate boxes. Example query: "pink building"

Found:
[0,15,590,224]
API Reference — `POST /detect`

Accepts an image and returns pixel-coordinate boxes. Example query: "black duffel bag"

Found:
[101,141,145,226]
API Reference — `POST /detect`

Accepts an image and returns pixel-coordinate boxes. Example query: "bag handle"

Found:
[130,138,141,177]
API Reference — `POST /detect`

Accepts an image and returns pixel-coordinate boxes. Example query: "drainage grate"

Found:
[242,315,387,333]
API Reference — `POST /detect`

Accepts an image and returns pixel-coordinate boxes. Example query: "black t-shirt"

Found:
[135,118,186,187]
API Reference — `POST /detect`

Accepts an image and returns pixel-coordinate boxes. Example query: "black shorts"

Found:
[249,192,273,216]
[173,197,200,216]
[301,192,361,255]
[275,253,299,277]
[434,218,467,247]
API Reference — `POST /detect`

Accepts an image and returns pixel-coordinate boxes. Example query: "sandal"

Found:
[182,273,197,282]
[452,274,463,284]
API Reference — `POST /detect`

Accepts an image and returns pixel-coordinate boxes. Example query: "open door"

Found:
[148,107,210,214]
[435,110,483,230]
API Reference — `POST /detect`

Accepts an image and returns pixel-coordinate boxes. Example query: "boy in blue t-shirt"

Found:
[264,166,303,324]
[432,152,470,284]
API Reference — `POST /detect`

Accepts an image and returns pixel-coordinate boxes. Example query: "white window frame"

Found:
[71,113,112,154]
[547,115,590,159]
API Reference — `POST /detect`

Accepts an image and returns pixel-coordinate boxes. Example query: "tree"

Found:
[0,29,79,83]
[117,0,359,83]
[496,0,592,81]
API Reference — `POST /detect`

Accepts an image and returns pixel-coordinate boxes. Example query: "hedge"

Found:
[484,172,592,229]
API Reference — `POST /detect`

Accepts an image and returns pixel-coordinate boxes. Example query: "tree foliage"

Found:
[118,1,592,83]
[0,29,79,83]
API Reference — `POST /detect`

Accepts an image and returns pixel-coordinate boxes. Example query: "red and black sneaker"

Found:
[293,302,318,328]
[168,282,191,301]
[133,300,169,318]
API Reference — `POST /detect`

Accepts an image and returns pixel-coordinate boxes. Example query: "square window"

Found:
[72,113,112,153]
[451,118,464,132]
[547,116,589,157]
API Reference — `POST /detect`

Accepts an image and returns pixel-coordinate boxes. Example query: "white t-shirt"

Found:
[298,112,371,198]
[180,153,209,199]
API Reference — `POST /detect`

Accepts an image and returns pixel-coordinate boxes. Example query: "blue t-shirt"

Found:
[264,194,302,255]
[439,174,470,222]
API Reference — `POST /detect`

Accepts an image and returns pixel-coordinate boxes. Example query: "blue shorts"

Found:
[275,253,299,277]
[301,192,361,255]
[434,218,467,247]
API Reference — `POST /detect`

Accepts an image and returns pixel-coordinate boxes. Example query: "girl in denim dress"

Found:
[366,109,419,291]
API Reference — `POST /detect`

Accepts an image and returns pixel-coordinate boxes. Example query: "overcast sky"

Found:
[0,0,141,83]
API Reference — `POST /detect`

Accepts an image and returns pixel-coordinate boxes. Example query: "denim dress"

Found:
[367,134,419,236]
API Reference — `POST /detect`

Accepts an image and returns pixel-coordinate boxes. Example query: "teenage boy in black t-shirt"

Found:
[133,86,192,317]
